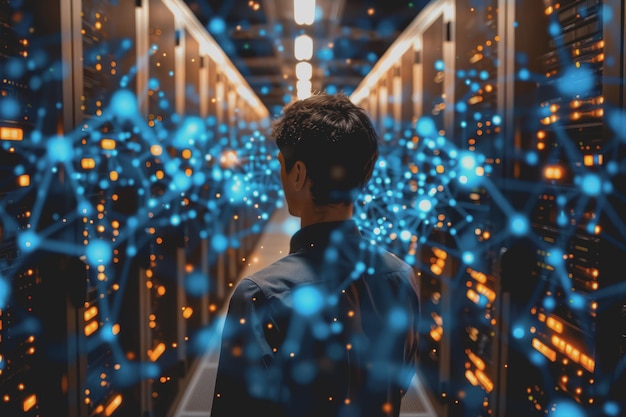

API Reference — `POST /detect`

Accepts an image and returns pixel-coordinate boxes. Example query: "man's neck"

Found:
[299,203,354,229]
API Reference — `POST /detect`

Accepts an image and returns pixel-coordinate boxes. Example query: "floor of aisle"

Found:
[169,205,440,417]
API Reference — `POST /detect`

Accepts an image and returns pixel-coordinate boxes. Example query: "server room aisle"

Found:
[168,204,439,417]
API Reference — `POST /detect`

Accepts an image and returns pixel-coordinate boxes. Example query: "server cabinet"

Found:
[501,0,626,415]
[351,0,626,415]
[1,1,271,416]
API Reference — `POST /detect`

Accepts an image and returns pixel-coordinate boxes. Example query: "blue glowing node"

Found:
[548,399,585,417]
[0,277,10,309]
[417,197,433,213]
[548,21,561,36]
[172,171,192,192]
[389,308,409,331]
[86,240,112,266]
[143,363,160,379]
[47,137,74,162]
[170,214,181,226]
[292,286,323,316]
[0,96,19,119]
[282,217,300,235]
[185,271,209,296]
[101,324,116,342]
[529,350,546,366]
[416,117,437,137]
[579,173,602,196]
[518,68,530,80]
[509,214,529,236]
[569,293,586,310]
[110,89,138,118]
[211,234,228,252]
[512,326,525,339]
[547,248,563,267]
[18,231,40,253]
[525,151,538,165]
[312,322,330,339]
[459,153,476,170]
[462,252,474,264]
[557,66,594,97]
[543,296,556,310]
[603,401,621,416]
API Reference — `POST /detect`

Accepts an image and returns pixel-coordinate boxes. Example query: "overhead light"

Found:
[295,61,312,80]
[294,34,313,61]
[294,0,315,25]
[297,80,312,92]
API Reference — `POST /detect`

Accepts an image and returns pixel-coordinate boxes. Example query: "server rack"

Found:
[0,1,272,416]
[352,0,626,415]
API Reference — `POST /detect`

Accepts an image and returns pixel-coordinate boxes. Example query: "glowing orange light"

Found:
[104,394,122,416]
[149,343,166,361]
[150,145,162,157]
[84,306,98,321]
[17,174,30,187]
[85,320,99,336]
[23,394,37,412]
[81,158,96,169]
[0,126,24,141]
[101,139,116,150]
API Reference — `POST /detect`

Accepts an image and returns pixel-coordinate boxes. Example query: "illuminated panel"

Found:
[446,0,502,415]
[524,0,611,411]
[0,255,42,416]
[79,1,139,416]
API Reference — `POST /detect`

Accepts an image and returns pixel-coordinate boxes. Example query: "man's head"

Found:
[272,92,379,209]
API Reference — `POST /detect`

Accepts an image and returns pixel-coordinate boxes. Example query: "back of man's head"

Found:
[272,92,380,205]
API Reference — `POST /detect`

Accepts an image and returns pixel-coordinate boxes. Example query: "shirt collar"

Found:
[289,220,361,254]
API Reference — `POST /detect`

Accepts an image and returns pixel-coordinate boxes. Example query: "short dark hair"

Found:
[272,92,380,205]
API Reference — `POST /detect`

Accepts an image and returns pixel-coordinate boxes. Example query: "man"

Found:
[211,92,420,417]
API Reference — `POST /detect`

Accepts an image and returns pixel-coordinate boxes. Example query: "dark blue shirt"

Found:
[211,220,420,417]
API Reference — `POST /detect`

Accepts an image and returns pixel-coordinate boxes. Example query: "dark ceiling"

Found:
[183,0,428,116]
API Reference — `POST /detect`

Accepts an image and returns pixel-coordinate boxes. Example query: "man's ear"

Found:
[293,161,307,191]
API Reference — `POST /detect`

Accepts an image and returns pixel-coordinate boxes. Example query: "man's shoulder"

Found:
[364,240,413,275]
[241,255,310,297]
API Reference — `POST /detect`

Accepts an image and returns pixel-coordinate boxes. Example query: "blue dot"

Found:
[548,399,585,417]
[18,231,40,253]
[185,271,209,296]
[47,137,74,162]
[603,401,621,416]
[0,96,20,118]
[509,214,529,236]
[389,308,408,330]
[212,234,228,251]
[518,68,530,80]
[111,89,138,118]
[86,240,112,266]
[512,326,525,339]
[543,296,556,310]
[292,286,323,316]
[462,252,474,264]
[579,173,601,196]
[416,117,437,137]
[101,324,116,342]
